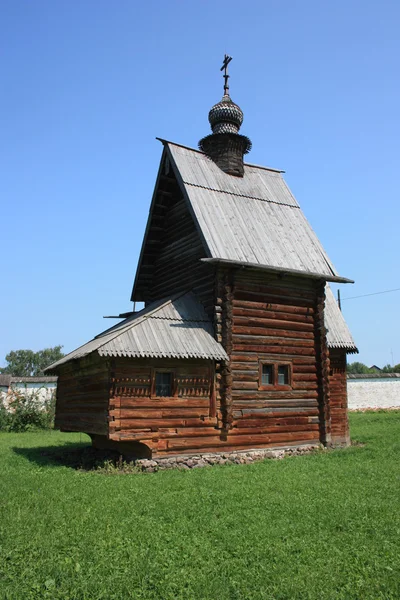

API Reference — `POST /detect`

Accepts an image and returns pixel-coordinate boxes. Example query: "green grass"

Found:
[1,412,399,600]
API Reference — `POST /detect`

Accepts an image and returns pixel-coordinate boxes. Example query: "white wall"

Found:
[348,378,400,410]
[2,382,57,409]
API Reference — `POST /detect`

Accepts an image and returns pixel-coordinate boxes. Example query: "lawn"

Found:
[1,412,399,600]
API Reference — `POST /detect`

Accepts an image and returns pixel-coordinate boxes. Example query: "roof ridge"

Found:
[183,179,300,207]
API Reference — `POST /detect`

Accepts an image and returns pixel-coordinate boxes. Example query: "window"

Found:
[278,365,290,385]
[261,364,273,385]
[155,372,172,397]
[259,362,292,389]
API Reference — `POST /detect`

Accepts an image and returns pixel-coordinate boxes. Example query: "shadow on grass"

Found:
[12,443,124,471]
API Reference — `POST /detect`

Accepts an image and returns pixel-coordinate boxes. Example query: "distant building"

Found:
[0,375,57,409]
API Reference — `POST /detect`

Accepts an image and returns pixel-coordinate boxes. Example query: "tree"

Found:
[0,346,64,377]
[347,362,374,374]
[381,363,400,374]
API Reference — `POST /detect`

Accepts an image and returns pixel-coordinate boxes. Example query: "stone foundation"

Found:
[135,444,321,473]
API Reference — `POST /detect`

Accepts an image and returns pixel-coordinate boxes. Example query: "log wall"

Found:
[328,349,350,445]
[108,358,220,455]
[55,272,350,455]
[226,270,322,449]
[55,355,110,436]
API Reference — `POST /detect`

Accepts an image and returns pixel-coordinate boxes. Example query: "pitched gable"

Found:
[166,141,351,283]
[131,148,212,308]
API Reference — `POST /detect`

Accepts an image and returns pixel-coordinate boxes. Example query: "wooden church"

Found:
[46,57,357,458]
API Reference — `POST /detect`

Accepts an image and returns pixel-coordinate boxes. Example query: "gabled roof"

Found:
[325,285,358,353]
[161,141,352,284]
[45,292,229,373]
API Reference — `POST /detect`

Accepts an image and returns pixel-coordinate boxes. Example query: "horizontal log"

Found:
[236,405,318,415]
[292,373,318,382]
[230,407,319,416]
[233,344,316,356]
[114,397,210,409]
[231,362,258,371]
[158,426,220,439]
[232,370,259,380]
[292,382,318,391]
[234,316,314,332]
[232,299,314,316]
[57,410,107,420]
[232,307,314,323]
[292,364,317,373]
[117,418,213,429]
[234,290,314,309]
[230,354,317,366]
[234,281,316,299]
[232,390,318,401]
[110,408,209,419]
[57,395,108,406]
[230,424,320,435]
[57,420,107,435]
[233,325,314,340]
[234,416,319,427]
[112,432,155,441]
[233,335,315,348]
[166,430,319,451]
[58,364,107,378]
[232,381,259,390]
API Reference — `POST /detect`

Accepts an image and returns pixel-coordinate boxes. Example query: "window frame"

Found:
[150,368,177,398]
[258,361,292,391]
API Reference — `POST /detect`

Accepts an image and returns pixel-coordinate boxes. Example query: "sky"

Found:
[1,0,399,369]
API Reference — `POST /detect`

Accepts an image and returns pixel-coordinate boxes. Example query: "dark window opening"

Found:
[155,372,172,397]
[261,364,273,385]
[278,365,290,385]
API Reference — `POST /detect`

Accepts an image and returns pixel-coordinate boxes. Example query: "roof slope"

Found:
[325,285,358,353]
[166,142,351,283]
[45,292,229,372]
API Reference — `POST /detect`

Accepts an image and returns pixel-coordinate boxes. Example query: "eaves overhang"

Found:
[201,258,354,284]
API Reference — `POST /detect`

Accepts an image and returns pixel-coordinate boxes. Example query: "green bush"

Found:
[0,399,12,431]
[0,389,56,432]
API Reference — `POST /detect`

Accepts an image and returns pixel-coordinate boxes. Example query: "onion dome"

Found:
[198,56,252,177]
[208,94,244,134]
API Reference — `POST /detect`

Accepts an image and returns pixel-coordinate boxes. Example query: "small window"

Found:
[278,365,290,385]
[155,372,172,397]
[261,364,273,385]
[259,361,292,389]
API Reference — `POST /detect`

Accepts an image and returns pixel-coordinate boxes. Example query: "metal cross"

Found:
[220,54,232,96]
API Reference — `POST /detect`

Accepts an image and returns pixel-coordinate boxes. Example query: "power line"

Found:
[341,287,400,301]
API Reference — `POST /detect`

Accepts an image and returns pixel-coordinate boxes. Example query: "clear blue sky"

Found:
[1,0,399,368]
